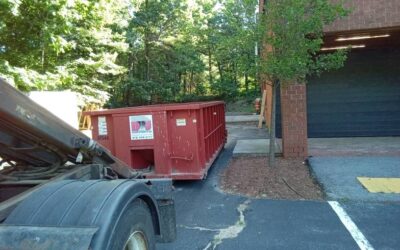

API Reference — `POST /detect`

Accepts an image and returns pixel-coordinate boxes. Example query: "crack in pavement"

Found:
[180,225,220,232]
[201,200,251,250]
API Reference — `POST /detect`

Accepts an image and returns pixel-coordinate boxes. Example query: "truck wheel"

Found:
[112,199,155,250]
[4,180,159,250]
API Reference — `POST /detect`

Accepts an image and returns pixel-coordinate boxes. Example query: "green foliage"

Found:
[0,0,261,106]
[114,0,205,105]
[0,0,129,104]
[206,0,259,100]
[111,0,260,106]
[260,0,349,83]
[258,0,349,164]
[226,98,256,113]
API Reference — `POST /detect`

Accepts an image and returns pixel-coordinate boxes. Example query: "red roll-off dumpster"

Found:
[85,102,227,180]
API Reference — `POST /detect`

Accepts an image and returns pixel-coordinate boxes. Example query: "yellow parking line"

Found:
[357,177,400,193]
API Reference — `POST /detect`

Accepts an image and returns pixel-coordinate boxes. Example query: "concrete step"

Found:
[233,139,282,157]
[225,115,261,123]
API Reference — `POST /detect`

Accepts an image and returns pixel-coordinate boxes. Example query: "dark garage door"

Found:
[276,49,400,138]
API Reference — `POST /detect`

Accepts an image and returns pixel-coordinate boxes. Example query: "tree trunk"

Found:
[133,53,138,77]
[183,72,187,94]
[41,45,45,71]
[233,63,238,87]
[144,43,150,81]
[245,73,249,93]
[208,46,213,86]
[217,61,223,83]
[125,84,130,106]
[144,0,150,81]
[268,79,279,167]
[190,70,194,94]
[40,28,46,71]
[128,53,133,75]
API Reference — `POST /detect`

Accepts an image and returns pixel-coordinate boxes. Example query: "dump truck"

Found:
[0,79,176,250]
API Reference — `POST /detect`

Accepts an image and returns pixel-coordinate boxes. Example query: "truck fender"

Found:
[1,179,172,250]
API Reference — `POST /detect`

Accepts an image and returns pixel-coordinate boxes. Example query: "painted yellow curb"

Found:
[357,177,400,193]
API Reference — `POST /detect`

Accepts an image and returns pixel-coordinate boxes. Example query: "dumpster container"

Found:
[85,102,227,180]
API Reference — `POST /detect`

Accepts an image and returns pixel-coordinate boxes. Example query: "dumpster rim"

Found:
[83,101,225,116]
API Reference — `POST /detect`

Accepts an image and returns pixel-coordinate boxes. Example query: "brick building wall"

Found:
[259,0,399,158]
[325,0,400,32]
[280,84,308,158]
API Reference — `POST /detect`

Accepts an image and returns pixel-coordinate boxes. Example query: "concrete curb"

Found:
[225,115,261,123]
[233,139,282,157]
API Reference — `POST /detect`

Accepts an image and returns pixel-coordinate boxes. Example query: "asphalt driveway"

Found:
[157,124,400,250]
[309,156,400,202]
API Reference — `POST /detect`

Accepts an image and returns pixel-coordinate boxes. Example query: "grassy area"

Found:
[226,99,256,114]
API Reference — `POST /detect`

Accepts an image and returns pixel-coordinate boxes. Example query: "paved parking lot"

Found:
[158,124,400,250]
[309,156,400,202]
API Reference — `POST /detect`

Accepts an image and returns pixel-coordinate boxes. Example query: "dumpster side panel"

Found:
[113,112,172,176]
[167,110,201,177]
[151,112,172,176]
[112,115,132,167]
[202,103,226,164]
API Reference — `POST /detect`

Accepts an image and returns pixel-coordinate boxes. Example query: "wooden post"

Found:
[258,90,267,128]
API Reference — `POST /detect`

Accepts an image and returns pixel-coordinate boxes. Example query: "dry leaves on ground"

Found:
[220,156,324,200]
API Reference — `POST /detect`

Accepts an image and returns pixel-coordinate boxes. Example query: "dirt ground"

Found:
[220,156,324,200]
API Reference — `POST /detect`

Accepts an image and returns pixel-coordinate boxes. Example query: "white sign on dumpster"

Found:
[98,116,108,135]
[129,115,154,140]
[176,118,186,126]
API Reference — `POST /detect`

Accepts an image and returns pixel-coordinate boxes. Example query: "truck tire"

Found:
[5,180,158,250]
[111,199,155,250]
